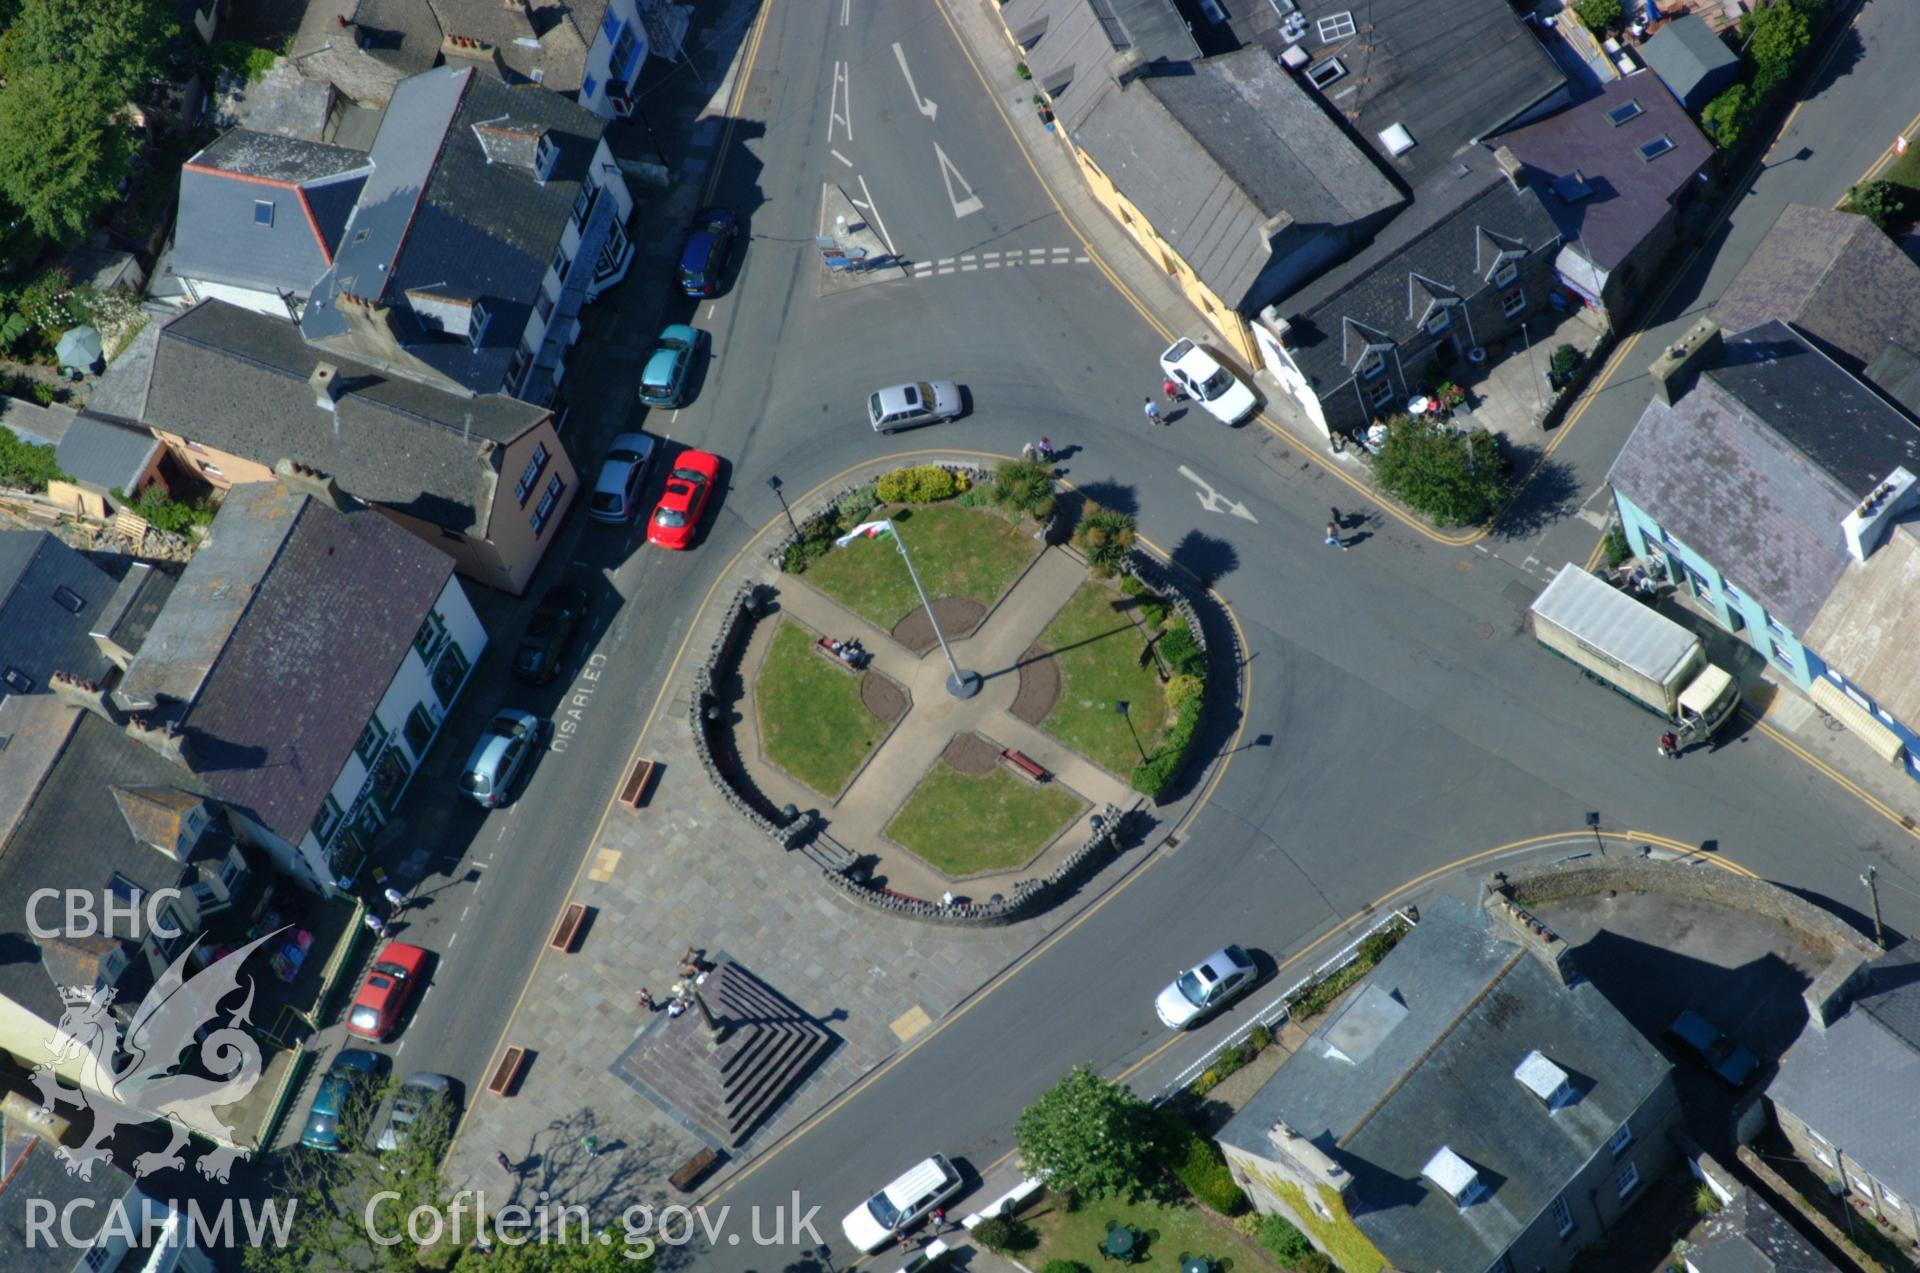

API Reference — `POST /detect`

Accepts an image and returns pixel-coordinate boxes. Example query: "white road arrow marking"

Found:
[1177,465,1259,523]
[892,43,938,121]
[934,143,983,218]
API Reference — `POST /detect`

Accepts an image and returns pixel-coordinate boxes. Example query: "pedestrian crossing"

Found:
[909,247,1090,277]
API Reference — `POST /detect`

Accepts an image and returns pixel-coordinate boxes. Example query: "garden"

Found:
[753,620,897,797]
[884,748,1086,876]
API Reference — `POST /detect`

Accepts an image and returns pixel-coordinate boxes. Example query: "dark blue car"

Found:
[678,207,737,297]
[301,1047,387,1151]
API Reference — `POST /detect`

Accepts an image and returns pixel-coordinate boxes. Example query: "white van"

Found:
[841,1154,964,1252]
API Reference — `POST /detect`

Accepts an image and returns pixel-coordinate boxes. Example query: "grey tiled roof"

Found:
[302,66,614,395]
[426,0,597,92]
[1711,204,1920,374]
[186,128,370,183]
[1282,175,1561,392]
[118,482,454,845]
[1070,50,1400,310]
[350,0,446,73]
[1863,341,1920,417]
[0,695,79,848]
[172,131,370,299]
[1768,940,1920,1210]
[0,1139,136,1270]
[1000,0,1201,132]
[85,312,164,421]
[1640,15,1738,99]
[57,413,162,493]
[0,531,118,691]
[1498,76,1711,271]
[1688,1188,1837,1272]
[1286,0,1568,188]
[1220,897,1671,1273]
[0,397,76,448]
[142,300,547,534]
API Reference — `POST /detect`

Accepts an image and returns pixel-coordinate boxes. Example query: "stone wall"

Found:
[689,585,810,849]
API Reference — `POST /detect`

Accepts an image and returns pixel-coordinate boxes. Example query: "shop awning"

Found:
[1809,678,1906,765]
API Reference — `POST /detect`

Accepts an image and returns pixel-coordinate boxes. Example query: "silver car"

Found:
[589,432,657,523]
[1155,944,1257,1028]
[377,1072,457,1152]
[458,710,543,808]
[868,381,962,434]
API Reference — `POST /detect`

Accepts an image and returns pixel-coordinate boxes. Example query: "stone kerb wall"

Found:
[823,803,1133,926]
[1495,858,1880,962]
[690,585,809,849]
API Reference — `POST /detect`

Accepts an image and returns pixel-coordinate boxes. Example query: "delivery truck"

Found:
[1530,563,1741,739]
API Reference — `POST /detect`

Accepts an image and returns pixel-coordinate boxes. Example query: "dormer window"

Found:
[1424,309,1451,336]
[1422,1147,1487,1208]
[469,302,491,346]
[1514,1049,1575,1110]
[1494,262,1519,288]
[1360,353,1387,381]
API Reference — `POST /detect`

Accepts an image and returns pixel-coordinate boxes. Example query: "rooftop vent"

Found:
[1422,1147,1487,1207]
[1553,170,1594,202]
[1378,123,1416,157]
[1514,1049,1575,1109]
[1279,44,1310,69]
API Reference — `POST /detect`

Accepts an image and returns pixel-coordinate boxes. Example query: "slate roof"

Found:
[172,130,371,299]
[57,412,162,493]
[0,1138,136,1270]
[998,0,1201,132]
[1070,50,1401,310]
[1606,323,1920,632]
[1640,15,1738,103]
[426,0,598,92]
[1687,1187,1837,1272]
[1768,939,1920,1210]
[84,313,163,422]
[1863,341,1920,418]
[301,65,614,395]
[0,709,213,1024]
[348,0,446,73]
[0,397,76,449]
[90,562,176,669]
[0,532,118,692]
[1711,204,1920,374]
[1498,76,1711,271]
[142,300,549,535]
[114,481,454,845]
[1219,897,1672,1273]
[1283,0,1567,188]
[0,695,79,848]
[1281,175,1561,393]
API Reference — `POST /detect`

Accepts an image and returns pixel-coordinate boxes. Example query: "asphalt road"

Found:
[281,0,1920,1265]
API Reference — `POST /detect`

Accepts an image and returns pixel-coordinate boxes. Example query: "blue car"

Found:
[638,324,699,407]
[301,1048,387,1151]
[677,208,737,297]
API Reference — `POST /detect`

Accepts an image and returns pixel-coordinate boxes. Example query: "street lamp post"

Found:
[891,529,982,699]
[1115,700,1146,762]
[766,475,798,537]
[1522,321,1544,416]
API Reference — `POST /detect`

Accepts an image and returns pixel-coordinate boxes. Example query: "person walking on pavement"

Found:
[382,886,407,915]
[1037,436,1054,463]
[363,912,389,939]
[1162,377,1185,405]
[496,1150,516,1176]
[1325,521,1348,551]
[1144,397,1165,427]
[582,1135,599,1159]
[1658,730,1679,759]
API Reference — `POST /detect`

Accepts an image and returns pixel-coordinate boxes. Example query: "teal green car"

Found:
[638,324,699,408]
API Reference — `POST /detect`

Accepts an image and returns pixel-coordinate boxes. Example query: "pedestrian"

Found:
[1657,731,1678,759]
[583,1134,599,1158]
[1143,397,1165,426]
[363,912,388,939]
[1037,435,1054,462]
[496,1150,515,1175]
[931,1206,947,1232]
[382,886,407,914]
[636,987,655,1011]
[1325,521,1347,551]
[1162,377,1183,404]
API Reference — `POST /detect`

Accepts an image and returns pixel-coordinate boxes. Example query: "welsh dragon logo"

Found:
[31,930,281,1182]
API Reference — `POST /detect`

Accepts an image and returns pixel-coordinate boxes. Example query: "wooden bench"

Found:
[549,903,589,953]
[1000,749,1050,782]
[486,1045,529,1097]
[814,637,867,672]
[618,757,659,808]
[669,1147,720,1192]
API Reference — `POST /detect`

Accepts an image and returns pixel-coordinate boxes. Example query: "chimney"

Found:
[1841,466,1920,564]
[1258,307,1294,347]
[1494,146,1526,191]
[1803,951,1871,1031]
[1649,317,1722,405]
[50,672,122,726]
[309,362,343,412]
[1483,888,1578,987]
[275,459,352,513]
[125,715,194,772]
[1266,1122,1351,1195]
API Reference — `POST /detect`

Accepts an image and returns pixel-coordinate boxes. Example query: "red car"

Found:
[346,942,429,1041]
[647,450,721,550]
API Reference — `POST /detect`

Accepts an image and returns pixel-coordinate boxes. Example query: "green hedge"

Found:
[1259,1214,1315,1263]
[1132,695,1202,798]
[0,428,66,492]
[1158,619,1205,678]
[1157,1111,1247,1215]
[876,464,967,503]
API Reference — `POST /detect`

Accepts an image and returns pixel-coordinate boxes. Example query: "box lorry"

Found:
[1530,563,1741,739]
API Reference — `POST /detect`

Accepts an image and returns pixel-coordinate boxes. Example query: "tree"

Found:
[2,0,172,101]
[1846,180,1909,231]
[1015,1065,1161,1201]
[1571,0,1622,31]
[1367,415,1509,527]
[0,66,136,239]
[454,1230,652,1271]
[1743,0,1820,94]
[1074,504,1136,577]
[1699,84,1755,148]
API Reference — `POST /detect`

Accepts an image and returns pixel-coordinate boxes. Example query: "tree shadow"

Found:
[1072,478,1139,518]
[1168,529,1240,587]
[1492,446,1581,538]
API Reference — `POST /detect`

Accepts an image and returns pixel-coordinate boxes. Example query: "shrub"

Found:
[1210,1045,1244,1081]
[1042,1262,1090,1273]
[124,488,216,535]
[1157,1111,1247,1215]
[1158,620,1205,679]
[1744,0,1816,91]
[209,40,280,84]
[1572,0,1621,29]
[1700,84,1755,148]
[0,429,66,492]
[992,456,1056,518]
[1603,525,1632,569]
[1550,344,1581,381]
[1368,415,1509,527]
[1142,598,1171,628]
[1694,1183,1723,1216]
[1248,1023,1273,1052]
[1131,696,1202,798]
[955,485,995,507]
[837,482,878,525]
[1166,674,1204,709]
[1294,1253,1335,1273]
[970,1215,1037,1253]
[1015,62,1032,80]
[1847,180,1909,231]
[781,516,843,573]
[29,381,55,406]
[1260,1214,1315,1264]
[17,267,85,338]
[876,464,966,504]
[1120,574,1146,597]
[1075,504,1136,577]
[1232,1212,1264,1238]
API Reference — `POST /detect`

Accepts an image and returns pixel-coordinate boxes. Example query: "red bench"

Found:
[1000,749,1049,782]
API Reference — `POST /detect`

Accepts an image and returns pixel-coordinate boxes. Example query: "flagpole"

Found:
[892,528,981,699]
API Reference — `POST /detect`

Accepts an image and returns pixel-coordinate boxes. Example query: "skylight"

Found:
[1606,99,1644,127]
[1639,135,1677,162]
[1378,123,1416,156]
[1318,11,1355,39]
[1306,58,1347,88]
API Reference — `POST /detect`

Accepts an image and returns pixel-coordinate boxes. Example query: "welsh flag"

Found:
[834,519,895,547]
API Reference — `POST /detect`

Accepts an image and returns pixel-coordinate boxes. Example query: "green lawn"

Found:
[754,621,888,796]
[801,503,1037,630]
[885,761,1085,875]
[1879,145,1920,197]
[1038,582,1171,775]
[1028,1193,1274,1273]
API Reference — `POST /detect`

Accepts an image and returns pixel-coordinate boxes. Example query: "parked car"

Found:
[1155,944,1257,1028]
[638,324,700,408]
[512,584,589,685]
[589,432,657,524]
[300,1048,387,1152]
[376,1072,458,1153]
[867,380,962,434]
[841,1154,965,1252]
[678,207,737,297]
[345,942,429,1042]
[458,710,544,808]
[1666,1009,1760,1087]
[1160,339,1258,425]
[647,450,721,550]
